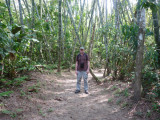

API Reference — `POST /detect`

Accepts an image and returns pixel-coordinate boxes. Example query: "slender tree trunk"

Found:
[98,0,109,77]
[150,0,160,66]
[57,0,62,73]
[43,0,54,31]
[39,0,42,18]
[23,0,30,18]
[133,2,146,101]
[12,0,19,23]
[66,0,82,46]
[119,0,127,24]
[5,0,13,25]
[103,0,110,77]
[123,0,131,23]
[88,23,99,82]
[126,0,135,23]
[84,0,96,46]
[30,0,35,60]
[18,0,24,32]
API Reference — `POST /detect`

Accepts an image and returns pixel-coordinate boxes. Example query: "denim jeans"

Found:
[76,71,88,91]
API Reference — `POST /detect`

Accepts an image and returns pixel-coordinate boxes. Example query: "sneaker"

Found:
[75,90,80,94]
[85,90,89,94]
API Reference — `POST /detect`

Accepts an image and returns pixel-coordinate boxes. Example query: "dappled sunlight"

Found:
[26,71,133,120]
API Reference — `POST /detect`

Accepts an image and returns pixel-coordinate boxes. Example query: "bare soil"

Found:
[0,70,158,120]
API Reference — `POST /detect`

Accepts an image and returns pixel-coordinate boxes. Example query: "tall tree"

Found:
[150,0,160,66]
[18,0,24,32]
[84,0,96,45]
[57,0,62,73]
[66,0,82,46]
[12,0,19,23]
[133,1,146,101]
[5,0,13,25]
[103,0,110,77]
[39,0,42,18]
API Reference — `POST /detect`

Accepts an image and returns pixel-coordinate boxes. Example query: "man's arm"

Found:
[87,61,90,74]
[75,55,78,75]
[75,61,78,71]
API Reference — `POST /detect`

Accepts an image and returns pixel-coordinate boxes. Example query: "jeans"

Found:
[76,71,88,91]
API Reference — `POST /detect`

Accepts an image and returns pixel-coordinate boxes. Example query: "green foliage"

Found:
[0,76,28,87]
[121,88,129,97]
[152,102,160,112]
[0,21,39,78]
[108,98,113,103]
[1,109,23,118]
[140,0,159,11]
[28,83,41,93]
[45,64,57,70]
[13,76,28,86]
[152,82,160,98]
[0,91,13,97]
[39,109,46,117]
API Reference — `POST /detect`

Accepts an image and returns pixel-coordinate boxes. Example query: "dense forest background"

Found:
[0,0,160,118]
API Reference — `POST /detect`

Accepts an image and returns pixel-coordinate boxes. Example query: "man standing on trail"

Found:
[75,47,90,94]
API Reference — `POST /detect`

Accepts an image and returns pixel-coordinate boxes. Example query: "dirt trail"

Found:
[28,71,134,120]
[0,71,140,120]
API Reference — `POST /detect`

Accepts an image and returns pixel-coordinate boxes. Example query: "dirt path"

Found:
[0,71,140,120]
[27,71,135,120]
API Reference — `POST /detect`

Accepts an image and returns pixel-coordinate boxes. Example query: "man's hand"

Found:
[87,69,89,74]
[75,71,78,75]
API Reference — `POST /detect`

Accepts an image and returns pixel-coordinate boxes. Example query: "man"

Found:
[75,47,90,94]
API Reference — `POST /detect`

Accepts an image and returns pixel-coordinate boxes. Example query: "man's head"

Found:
[80,47,84,54]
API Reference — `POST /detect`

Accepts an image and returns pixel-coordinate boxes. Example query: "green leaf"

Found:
[0,23,6,29]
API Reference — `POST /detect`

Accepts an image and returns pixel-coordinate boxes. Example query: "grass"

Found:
[1,109,23,118]
[121,88,129,97]
[39,109,46,117]
[116,98,122,105]
[108,98,113,103]
[47,108,54,113]
[20,90,26,96]
[134,111,143,117]
[113,88,121,95]
[146,110,152,117]
[0,91,13,97]
[110,85,117,91]
[121,102,128,108]
[13,76,28,86]
[28,82,41,93]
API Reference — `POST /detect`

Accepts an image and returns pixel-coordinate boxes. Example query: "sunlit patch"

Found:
[79,93,89,98]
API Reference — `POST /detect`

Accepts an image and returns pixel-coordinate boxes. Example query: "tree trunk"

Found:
[23,0,30,18]
[5,0,13,25]
[150,0,160,66]
[84,0,96,46]
[66,0,82,46]
[126,0,135,23]
[103,0,110,77]
[88,24,99,82]
[133,2,146,101]
[18,0,24,32]
[39,0,42,18]
[57,0,62,73]
[12,0,19,23]
[98,0,109,77]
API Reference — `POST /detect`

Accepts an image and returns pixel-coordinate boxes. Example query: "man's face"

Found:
[80,49,84,54]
